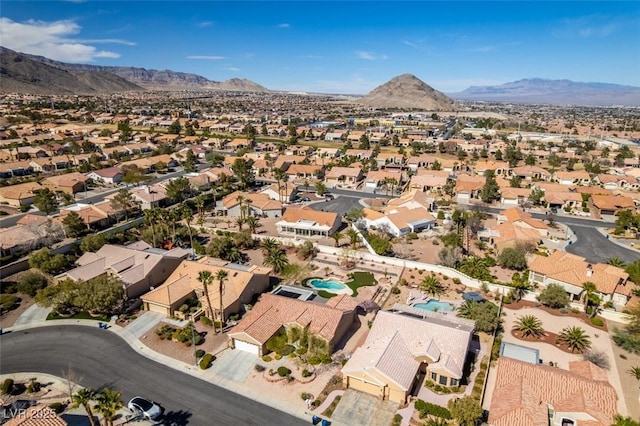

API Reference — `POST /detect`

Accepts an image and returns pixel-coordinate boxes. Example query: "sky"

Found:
[1,1,639,94]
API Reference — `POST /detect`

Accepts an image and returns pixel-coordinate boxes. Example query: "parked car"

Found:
[128,397,162,420]
[325,194,334,200]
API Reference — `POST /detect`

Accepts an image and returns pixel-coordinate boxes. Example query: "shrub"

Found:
[452,278,461,285]
[17,272,48,296]
[392,413,402,426]
[296,347,308,355]
[26,378,40,393]
[48,402,65,414]
[390,286,400,295]
[280,344,296,356]
[414,399,452,419]
[274,354,282,360]
[301,392,312,401]
[309,356,322,365]
[199,353,215,369]
[254,364,266,372]
[406,232,419,240]
[1,379,14,395]
[538,284,570,309]
[302,369,312,378]
[201,316,213,326]
[262,355,272,362]
[195,349,206,359]
[0,295,20,311]
[591,317,604,327]
[277,366,291,377]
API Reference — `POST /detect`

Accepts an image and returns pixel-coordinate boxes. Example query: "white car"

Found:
[128,396,162,420]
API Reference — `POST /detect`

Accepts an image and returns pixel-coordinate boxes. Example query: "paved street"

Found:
[308,196,362,215]
[566,225,639,264]
[0,325,306,426]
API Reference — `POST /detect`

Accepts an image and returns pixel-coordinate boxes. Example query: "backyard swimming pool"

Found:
[412,299,455,312]
[306,278,352,295]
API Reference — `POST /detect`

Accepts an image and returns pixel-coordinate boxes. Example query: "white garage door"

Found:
[234,339,260,355]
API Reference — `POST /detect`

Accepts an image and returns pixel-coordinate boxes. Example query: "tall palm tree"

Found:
[93,388,123,426]
[511,273,532,302]
[264,248,290,274]
[329,231,343,248]
[235,217,244,231]
[194,194,206,218]
[215,269,228,333]
[181,205,195,250]
[260,237,279,255]
[457,300,476,319]
[420,274,445,299]
[557,326,591,353]
[197,270,215,324]
[144,209,158,248]
[607,257,626,268]
[345,228,360,249]
[72,388,97,426]
[273,168,286,203]
[235,195,245,219]
[246,216,258,234]
[513,315,545,339]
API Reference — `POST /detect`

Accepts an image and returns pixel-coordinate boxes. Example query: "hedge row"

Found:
[414,399,452,419]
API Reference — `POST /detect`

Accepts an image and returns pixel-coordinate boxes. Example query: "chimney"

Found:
[586,264,593,277]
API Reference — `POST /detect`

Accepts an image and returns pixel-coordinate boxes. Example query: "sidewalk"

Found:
[596,228,640,253]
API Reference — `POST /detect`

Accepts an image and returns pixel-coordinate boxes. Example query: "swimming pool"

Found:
[412,299,455,312]
[307,278,352,295]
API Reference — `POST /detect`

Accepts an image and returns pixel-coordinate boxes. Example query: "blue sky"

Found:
[1,1,639,94]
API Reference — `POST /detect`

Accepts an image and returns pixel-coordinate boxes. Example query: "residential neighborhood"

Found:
[1,89,640,426]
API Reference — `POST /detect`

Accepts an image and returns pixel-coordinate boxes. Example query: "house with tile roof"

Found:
[141,257,271,320]
[57,242,188,298]
[478,221,542,253]
[324,166,364,188]
[0,182,42,207]
[41,172,89,195]
[528,251,631,307]
[589,194,636,216]
[362,189,436,237]
[86,166,123,185]
[512,165,552,182]
[487,357,617,426]
[497,207,556,238]
[455,174,485,203]
[3,404,67,426]
[342,305,475,404]
[276,206,341,238]
[228,292,355,355]
[220,190,283,218]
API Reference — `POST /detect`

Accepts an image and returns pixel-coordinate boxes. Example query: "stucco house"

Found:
[228,293,354,355]
[342,305,475,404]
[57,242,188,298]
[276,206,341,238]
[0,181,42,207]
[528,251,631,307]
[220,190,283,218]
[141,257,271,320]
[87,167,123,185]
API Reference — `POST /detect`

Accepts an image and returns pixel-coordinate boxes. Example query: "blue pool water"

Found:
[308,278,348,292]
[413,300,454,312]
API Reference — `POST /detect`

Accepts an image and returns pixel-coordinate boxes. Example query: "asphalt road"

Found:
[565,225,639,264]
[308,196,362,215]
[0,325,305,426]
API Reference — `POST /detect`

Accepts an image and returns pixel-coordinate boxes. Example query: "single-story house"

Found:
[342,305,475,404]
[57,242,188,298]
[41,172,90,195]
[528,251,631,307]
[87,167,123,185]
[0,181,42,207]
[141,257,271,320]
[220,190,283,218]
[228,292,354,355]
[324,166,363,188]
[488,357,617,426]
[276,206,341,238]
[260,182,297,203]
[589,194,636,216]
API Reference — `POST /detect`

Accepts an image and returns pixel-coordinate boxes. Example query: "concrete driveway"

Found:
[125,311,167,338]
[330,389,397,426]
[13,304,51,326]
[210,349,257,382]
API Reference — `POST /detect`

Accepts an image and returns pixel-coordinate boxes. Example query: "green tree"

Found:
[329,232,343,247]
[62,211,86,237]
[75,275,125,314]
[368,233,393,255]
[524,154,536,166]
[608,257,627,268]
[94,388,123,426]
[216,269,228,332]
[557,326,591,353]
[299,240,317,260]
[168,120,182,134]
[448,396,483,426]
[345,228,360,249]
[245,216,258,234]
[264,248,290,274]
[612,415,640,426]
[480,169,500,203]
[72,388,98,426]
[538,284,569,308]
[197,270,215,326]
[110,188,136,222]
[260,237,279,255]
[613,303,640,354]
[626,259,640,284]
[529,188,545,205]
[547,154,562,172]
[34,187,58,215]
[457,256,492,281]
[497,248,527,270]
[165,177,192,203]
[513,315,545,338]
[358,133,370,150]
[183,149,198,173]
[121,165,148,186]
[345,207,364,223]
[17,271,48,297]
[28,248,67,275]
[315,181,327,196]
[80,234,107,253]
[231,158,255,190]
[456,300,500,333]
[180,205,195,249]
[420,274,446,299]
[117,121,132,142]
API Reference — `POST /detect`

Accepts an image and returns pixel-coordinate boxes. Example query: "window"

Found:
[431,372,437,381]
[450,378,458,387]
[439,375,448,385]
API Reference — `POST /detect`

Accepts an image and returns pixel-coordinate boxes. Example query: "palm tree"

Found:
[194,194,206,218]
[457,300,476,319]
[181,205,195,250]
[511,273,532,302]
[513,315,545,339]
[457,256,491,281]
[581,281,597,309]
[628,366,640,382]
[260,237,279,255]
[215,269,228,333]
[197,270,215,324]
[144,209,159,248]
[235,217,244,231]
[246,216,258,234]
[420,274,445,299]
[612,415,640,426]
[607,257,626,268]
[329,231,343,247]
[345,228,360,249]
[557,326,591,353]
[264,248,290,274]
[93,388,123,426]
[273,168,286,203]
[72,388,97,426]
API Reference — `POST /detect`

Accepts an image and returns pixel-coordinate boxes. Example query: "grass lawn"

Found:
[47,311,110,321]
[345,271,377,296]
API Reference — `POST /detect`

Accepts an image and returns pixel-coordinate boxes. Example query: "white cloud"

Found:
[0,17,122,62]
[355,51,388,61]
[79,38,136,46]
[198,21,213,28]
[402,40,419,48]
[277,23,290,28]
[186,55,225,60]
[226,67,240,72]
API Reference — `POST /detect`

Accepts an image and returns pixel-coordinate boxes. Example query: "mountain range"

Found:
[1,46,638,106]
[450,78,640,106]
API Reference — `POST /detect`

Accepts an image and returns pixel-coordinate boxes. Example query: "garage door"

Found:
[146,303,168,315]
[234,339,260,355]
